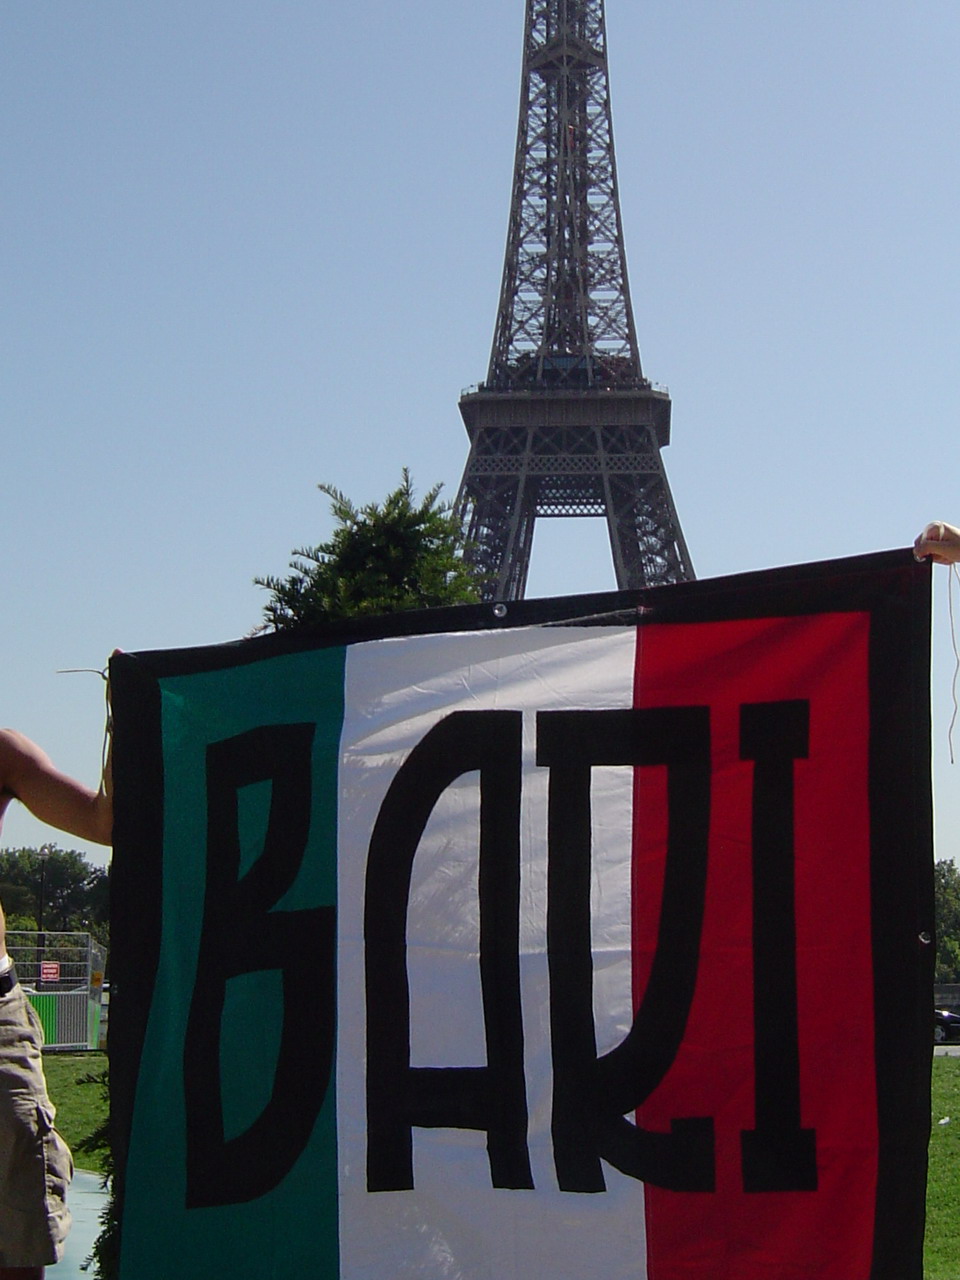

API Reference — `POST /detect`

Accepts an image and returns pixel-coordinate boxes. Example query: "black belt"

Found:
[0,965,18,997]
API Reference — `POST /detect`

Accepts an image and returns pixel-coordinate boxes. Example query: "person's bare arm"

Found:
[0,729,112,846]
[914,521,960,565]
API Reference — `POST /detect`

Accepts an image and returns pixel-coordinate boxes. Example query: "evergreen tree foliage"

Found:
[75,1067,117,1280]
[256,470,480,628]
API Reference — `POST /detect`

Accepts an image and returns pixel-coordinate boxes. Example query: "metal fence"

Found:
[5,931,107,1051]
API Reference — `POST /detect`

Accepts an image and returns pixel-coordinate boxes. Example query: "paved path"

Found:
[56,1169,107,1278]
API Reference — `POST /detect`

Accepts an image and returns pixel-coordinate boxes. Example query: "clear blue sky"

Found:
[2,0,959,866]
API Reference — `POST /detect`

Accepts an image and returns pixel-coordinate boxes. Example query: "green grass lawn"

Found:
[926,1055,960,1279]
[43,1050,109,1176]
[37,1050,960,1276]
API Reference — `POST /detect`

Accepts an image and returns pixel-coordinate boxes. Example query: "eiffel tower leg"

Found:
[605,449,694,590]
[458,470,540,603]
[498,482,537,600]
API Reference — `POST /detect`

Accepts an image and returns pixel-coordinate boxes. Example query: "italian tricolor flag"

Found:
[110,551,932,1280]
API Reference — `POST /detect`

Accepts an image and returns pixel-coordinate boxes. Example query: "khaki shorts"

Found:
[0,984,73,1267]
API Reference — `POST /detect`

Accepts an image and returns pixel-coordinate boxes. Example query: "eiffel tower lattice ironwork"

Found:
[456,0,693,601]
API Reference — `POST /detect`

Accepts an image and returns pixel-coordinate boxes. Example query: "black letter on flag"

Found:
[539,707,715,1193]
[739,700,818,1192]
[365,710,532,1192]
[184,723,335,1208]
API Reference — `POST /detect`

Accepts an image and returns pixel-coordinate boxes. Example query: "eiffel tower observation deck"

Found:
[456,0,693,602]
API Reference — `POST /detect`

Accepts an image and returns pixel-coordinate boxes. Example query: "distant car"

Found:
[934,1009,960,1044]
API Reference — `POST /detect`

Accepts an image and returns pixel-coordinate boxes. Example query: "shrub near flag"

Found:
[109,550,933,1280]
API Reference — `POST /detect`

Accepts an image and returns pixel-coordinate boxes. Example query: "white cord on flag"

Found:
[948,562,960,765]
[56,664,113,787]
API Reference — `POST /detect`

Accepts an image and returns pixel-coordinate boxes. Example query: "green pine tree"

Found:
[256,470,480,628]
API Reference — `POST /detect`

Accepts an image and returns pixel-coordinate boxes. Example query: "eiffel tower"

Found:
[456,0,693,601]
